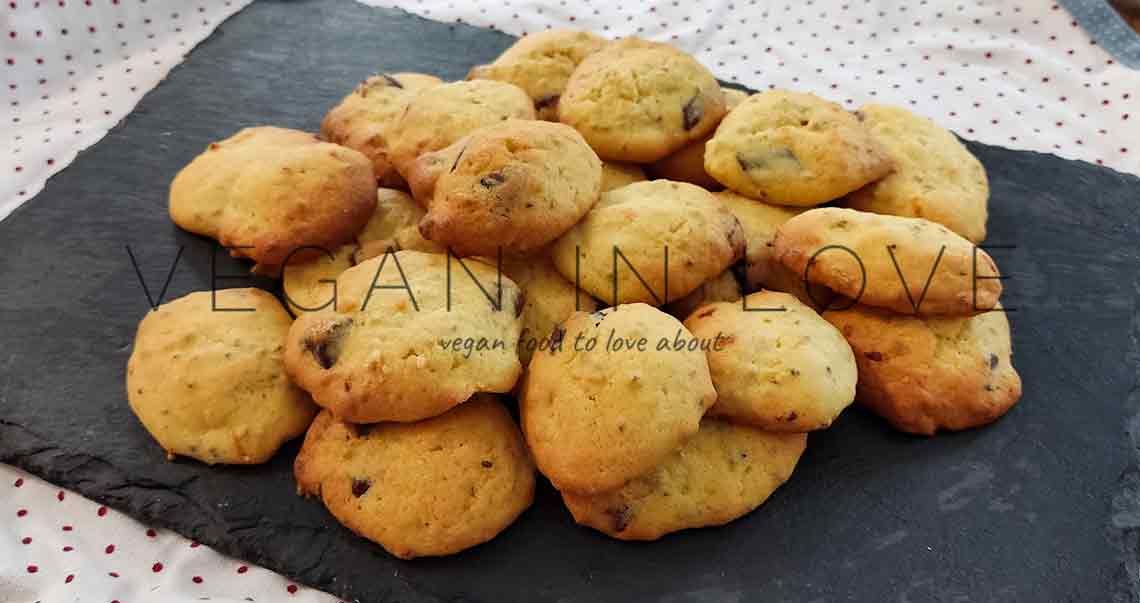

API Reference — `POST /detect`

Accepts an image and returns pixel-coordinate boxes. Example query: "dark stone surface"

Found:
[1,0,1138,601]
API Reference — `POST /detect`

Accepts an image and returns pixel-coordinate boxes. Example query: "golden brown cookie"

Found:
[825,304,1021,435]
[846,103,990,243]
[388,80,536,178]
[646,87,749,189]
[502,253,600,366]
[295,397,534,559]
[126,289,317,464]
[467,29,610,120]
[282,244,356,317]
[169,127,376,266]
[404,119,603,256]
[320,72,444,188]
[562,419,805,540]
[559,38,727,162]
[773,207,1002,316]
[284,250,524,423]
[354,188,444,257]
[520,304,717,494]
[600,161,647,192]
[684,291,857,431]
[550,180,746,306]
[663,269,744,320]
[704,90,893,206]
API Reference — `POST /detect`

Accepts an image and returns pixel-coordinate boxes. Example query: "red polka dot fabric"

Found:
[359,0,1140,175]
[0,466,336,602]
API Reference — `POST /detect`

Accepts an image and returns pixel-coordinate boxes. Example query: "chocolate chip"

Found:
[352,423,376,438]
[984,384,996,392]
[481,460,494,468]
[514,290,526,318]
[305,317,353,370]
[682,94,704,130]
[606,505,632,533]
[988,353,999,369]
[535,93,560,110]
[480,172,507,188]
[380,73,403,89]
[785,411,799,421]
[736,147,800,171]
[864,351,883,361]
[853,110,866,122]
[351,478,372,498]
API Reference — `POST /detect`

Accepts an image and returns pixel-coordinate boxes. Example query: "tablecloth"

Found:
[2,1,1138,601]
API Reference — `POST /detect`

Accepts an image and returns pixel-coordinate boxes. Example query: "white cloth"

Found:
[2,1,1138,602]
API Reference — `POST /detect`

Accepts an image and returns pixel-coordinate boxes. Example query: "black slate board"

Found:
[2,1,1139,601]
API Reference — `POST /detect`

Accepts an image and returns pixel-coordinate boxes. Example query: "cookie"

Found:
[520,304,717,494]
[846,103,989,243]
[684,291,858,431]
[774,207,1001,316]
[295,396,534,559]
[169,127,376,266]
[405,119,603,256]
[284,250,524,423]
[646,87,749,189]
[600,161,647,192]
[502,253,600,366]
[824,304,1021,435]
[562,419,805,541]
[126,289,317,464]
[704,90,893,206]
[320,72,444,188]
[663,269,743,320]
[467,29,610,120]
[550,180,746,306]
[282,244,356,317]
[388,80,536,179]
[559,38,727,162]
[354,188,444,260]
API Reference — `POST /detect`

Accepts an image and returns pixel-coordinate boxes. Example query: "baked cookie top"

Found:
[825,304,1021,435]
[320,72,443,188]
[663,269,744,321]
[406,119,603,256]
[282,244,356,317]
[559,38,727,162]
[520,303,717,494]
[647,87,751,190]
[295,396,534,559]
[846,103,990,243]
[773,207,1002,316]
[715,190,804,290]
[126,288,317,464]
[502,253,600,367]
[562,419,806,540]
[600,161,647,192]
[550,180,746,306]
[467,29,610,120]
[684,291,857,431]
[354,188,444,259]
[283,250,524,423]
[704,90,893,206]
[388,80,536,178]
[169,126,376,266]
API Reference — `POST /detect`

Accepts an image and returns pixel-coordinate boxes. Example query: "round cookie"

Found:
[647,87,750,189]
[600,161,647,192]
[467,29,610,120]
[565,419,807,540]
[663,269,743,321]
[284,250,524,423]
[773,207,1002,316]
[704,90,893,206]
[388,80,536,179]
[282,244,356,317]
[126,289,317,464]
[562,419,805,541]
[354,187,444,260]
[520,304,717,494]
[846,103,990,243]
[502,253,600,366]
[559,38,727,162]
[320,72,444,188]
[405,119,603,256]
[684,291,858,431]
[550,180,746,306]
[824,304,1021,435]
[169,127,376,266]
[295,396,534,559]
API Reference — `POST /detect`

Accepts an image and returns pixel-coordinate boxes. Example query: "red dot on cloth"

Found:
[17,509,27,517]
[22,537,32,544]
[146,529,157,538]
[152,563,164,573]
[1123,148,1130,154]
[108,572,119,578]
[190,541,200,548]
[62,546,73,552]
[104,544,115,554]
[287,584,299,595]
[62,525,73,531]
[236,565,249,574]
[192,576,203,584]
[57,491,65,501]
[27,565,38,574]
[6,58,13,66]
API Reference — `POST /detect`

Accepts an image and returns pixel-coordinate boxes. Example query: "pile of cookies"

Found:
[126,30,1021,559]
